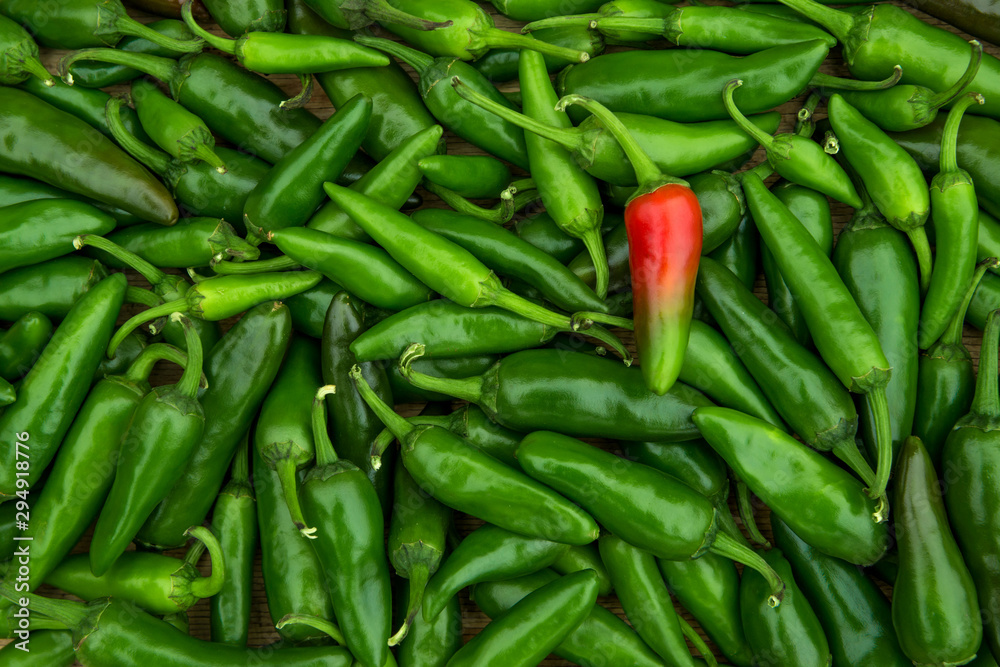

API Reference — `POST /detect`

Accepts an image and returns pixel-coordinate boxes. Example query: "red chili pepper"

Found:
[558,94,703,395]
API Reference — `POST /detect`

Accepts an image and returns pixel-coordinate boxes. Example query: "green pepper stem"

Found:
[425,181,517,224]
[906,227,933,294]
[795,90,823,138]
[105,96,173,177]
[275,458,312,536]
[715,503,747,544]
[388,562,430,646]
[185,526,226,598]
[359,0,454,31]
[113,14,205,53]
[353,35,433,73]
[371,427,396,468]
[212,255,301,274]
[969,309,1000,419]
[508,178,535,193]
[772,0,855,44]
[126,286,163,308]
[864,386,894,514]
[74,234,168,288]
[939,259,998,348]
[191,143,228,174]
[573,311,633,330]
[479,28,590,63]
[180,1,237,54]
[108,298,187,358]
[709,531,784,607]
[279,74,314,110]
[208,221,261,263]
[312,385,339,468]
[676,613,719,667]
[0,582,85,630]
[808,66,902,92]
[929,41,983,111]
[742,161,775,183]
[939,93,984,175]
[589,17,672,39]
[172,313,203,397]
[396,344,485,406]
[275,614,346,645]
[735,482,770,547]
[59,49,179,87]
[722,79,775,151]
[231,431,251,485]
[351,362,417,443]
[21,56,54,87]
[521,15,602,33]
[451,77,584,154]
[125,342,191,385]
[831,438,876,488]
[581,228,609,300]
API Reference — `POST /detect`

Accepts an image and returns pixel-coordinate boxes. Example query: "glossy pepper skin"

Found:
[473,568,667,667]
[0,273,125,499]
[98,218,258,269]
[0,312,51,381]
[450,570,600,667]
[0,256,107,323]
[0,629,74,666]
[740,547,831,667]
[551,544,613,596]
[396,579,463,667]
[89,315,206,577]
[138,301,292,550]
[400,346,712,442]
[202,0,285,35]
[474,25,603,84]
[557,40,830,123]
[0,87,177,225]
[209,434,256,647]
[920,94,985,349]
[354,366,600,546]
[66,19,197,88]
[694,407,889,565]
[0,13,53,85]
[894,436,983,665]
[772,517,909,666]
[0,199,115,274]
[0,170,140,226]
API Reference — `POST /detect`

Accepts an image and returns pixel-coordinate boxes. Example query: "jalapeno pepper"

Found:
[693,407,890,563]
[0,272,125,499]
[0,629,74,666]
[66,19,197,88]
[208,433,256,647]
[0,87,178,225]
[137,301,292,550]
[557,40,829,123]
[0,312,51,382]
[0,199,115,275]
[902,0,1000,48]
[551,544,612,596]
[0,14,53,86]
[202,0,285,35]
[89,314,206,576]
[417,155,511,199]
[101,218,258,269]
[475,24,603,84]
[521,0,683,43]
[0,170,141,226]
[396,577,462,667]
[0,256,107,323]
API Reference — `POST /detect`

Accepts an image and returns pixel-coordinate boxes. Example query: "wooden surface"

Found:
[8,2,999,664]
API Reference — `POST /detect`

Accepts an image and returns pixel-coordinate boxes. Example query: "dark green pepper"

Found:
[473,24,604,83]
[550,543,612,596]
[0,256,107,323]
[0,312,52,381]
[396,578,463,667]
[0,14,53,86]
[0,171,141,227]
[0,630,74,666]
[202,0,285,35]
[99,218,259,269]
[0,199,114,274]
[66,19,197,88]
[284,278,343,339]
[418,155,511,200]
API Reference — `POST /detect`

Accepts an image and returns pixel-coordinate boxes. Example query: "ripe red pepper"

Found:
[558,94,703,395]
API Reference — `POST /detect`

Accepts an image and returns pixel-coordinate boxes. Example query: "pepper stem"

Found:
[125,342,191,385]
[126,286,163,308]
[74,234,168,288]
[191,143,228,175]
[969,309,1000,419]
[0,582,85,630]
[180,1,237,54]
[279,74,314,110]
[677,614,719,667]
[351,363,417,442]
[590,17,672,39]
[808,66,903,92]
[831,438,877,488]
[722,79,776,151]
[275,614,346,645]
[479,28,590,63]
[185,526,226,598]
[312,385,340,469]
[108,299,188,358]
[172,313,203,398]
[212,255,301,274]
[274,458,312,536]
[208,221,261,263]
[388,562,430,646]
[736,482,770,547]
[113,14,205,53]
[772,0,856,44]
[104,96,173,176]
[58,49,179,87]
[795,90,823,138]
[521,15,602,33]
[709,531,784,607]
[21,56,55,87]
[581,227,609,300]
[359,0,454,31]
[938,259,998,348]
[425,181,518,224]
[232,430,251,485]
[864,386,894,516]
[714,504,747,544]
[906,227,933,294]
[929,41,983,111]
[371,427,397,470]
[395,344,485,406]
[353,35,433,73]
[938,93,984,175]
[451,77,584,154]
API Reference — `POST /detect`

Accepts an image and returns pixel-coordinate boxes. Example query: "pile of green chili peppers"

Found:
[2,0,1000,664]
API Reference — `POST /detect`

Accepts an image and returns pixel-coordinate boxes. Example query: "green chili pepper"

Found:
[622,439,727,507]
[740,547,831,667]
[486,0,606,21]
[920,94,985,350]
[0,14,53,86]
[521,0,679,43]
[0,87,177,225]
[454,75,780,187]
[353,36,529,169]
[267,228,435,311]
[0,630,74,666]
[0,272,125,498]
[894,435,983,665]
[99,218,259,269]
[89,314,205,576]
[557,40,829,123]
[0,256,107,323]
[202,0,285,35]
[707,210,758,292]
[255,337,322,535]
[103,97,269,227]
[284,278,343,338]
[0,171,141,227]
[300,384,392,667]
[772,517,910,666]
[1,587,354,667]
[321,291,396,514]
[324,183,630,359]
[308,124,443,241]
[354,366,600,546]
[251,435,334,643]
[472,568,666,667]
[694,407,890,563]
[396,577,462,667]
[423,180,540,225]
[550,543,612,596]
[474,24,604,83]
[422,523,570,622]
[287,0,437,162]
[417,155,511,199]
[978,211,1000,271]
[0,200,113,274]
[66,18,197,88]
[744,170,895,504]
[516,211,619,264]
[137,301,292,550]
[916,261,994,465]
[567,219,630,295]
[599,533,704,667]
[209,433,256,647]
[0,312,51,382]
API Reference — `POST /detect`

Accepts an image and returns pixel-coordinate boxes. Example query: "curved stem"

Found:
[906,227,933,294]
[59,49,178,87]
[108,299,187,358]
[0,582,86,630]
[736,482,769,547]
[722,79,774,150]
[795,90,823,138]
[676,614,718,667]
[388,563,429,646]
[864,386,893,517]
[105,96,173,177]
[939,93,984,175]
[580,227,609,300]
[126,286,163,308]
[312,385,339,467]
[275,458,311,535]
[186,526,226,598]
[709,531,784,607]
[21,56,54,87]
[940,259,997,347]
[395,345,484,406]
[573,312,633,330]
[208,221,260,263]
[831,439,876,488]
[808,66,902,92]
[125,342,190,384]
[522,15,601,33]
[370,427,396,470]
[275,614,345,645]
[451,77,583,153]
[212,255,301,274]
[231,431,251,484]
[114,15,205,53]
[362,0,453,31]
[970,309,1000,418]
[172,314,203,397]
[192,143,228,174]
[75,234,168,288]
[279,74,314,110]
[479,28,589,63]
[351,364,417,441]
[714,503,746,544]
[508,178,535,193]
[929,40,983,110]
[353,35,432,73]
[425,181,515,224]
[180,1,237,54]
